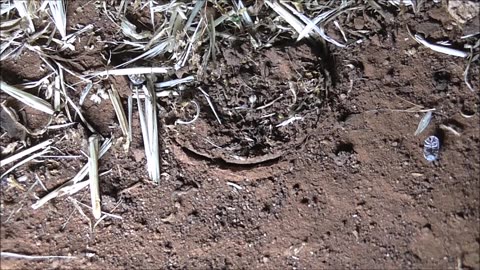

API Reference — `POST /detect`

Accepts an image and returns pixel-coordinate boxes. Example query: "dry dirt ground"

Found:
[1,1,479,269]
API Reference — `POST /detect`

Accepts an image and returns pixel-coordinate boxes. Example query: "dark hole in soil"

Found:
[335,142,355,154]
[338,110,353,122]
[261,203,271,213]
[433,71,451,83]
[433,128,446,147]
[422,223,432,230]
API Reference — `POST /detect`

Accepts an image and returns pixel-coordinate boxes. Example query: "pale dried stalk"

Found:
[265,1,306,35]
[284,2,346,47]
[0,139,53,167]
[13,2,34,33]
[71,199,122,221]
[177,18,203,70]
[121,18,151,40]
[0,2,16,16]
[234,0,253,26]
[88,135,101,219]
[0,147,51,179]
[32,180,90,210]
[108,86,129,138]
[414,111,433,136]
[0,17,22,29]
[0,81,54,115]
[79,81,93,105]
[115,40,170,68]
[89,67,170,78]
[48,0,67,39]
[133,91,179,99]
[276,116,303,127]
[464,53,479,92]
[198,87,222,124]
[31,138,113,209]
[413,34,468,58]
[128,96,133,143]
[0,252,76,260]
[135,84,160,183]
[154,76,195,89]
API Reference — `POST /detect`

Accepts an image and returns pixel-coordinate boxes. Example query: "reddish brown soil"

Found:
[1,1,479,270]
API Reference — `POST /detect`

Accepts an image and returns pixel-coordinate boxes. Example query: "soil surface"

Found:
[1,1,480,270]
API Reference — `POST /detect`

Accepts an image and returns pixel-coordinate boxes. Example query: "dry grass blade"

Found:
[116,40,171,68]
[88,135,101,219]
[31,180,90,210]
[108,85,129,138]
[31,138,113,209]
[121,18,151,40]
[334,20,348,42]
[0,17,22,30]
[294,6,336,41]
[0,139,54,168]
[439,124,461,137]
[53,67,97,133]
[133,90,179,99]
[207,12,216,64]
[64,24,94,41]
[154,75,195,89]
[276,116,303,127]
[149,0,155,29]
[185,0,206,30]
[388,0,414,7]
[128,96,133,143]
[266,1,346,47]
[79,81,93,105]
[414,111,433,136]
[72,199,122,221]
[265,1,306,34]
[0,252,76,260]
[0,103,48,136]
[48,0,67,39]
[88,67,171,78]
[73,137,112,185]
[176,18,203,69]
[408,27,468,58]
[234,0,253,27]
[0,81,54,115]
[13,1,34,33]
[284,2,347,47]
[198,87,222,124]
[1,2,16,16]
[135,83,160,183]
[464,53,479,92]
[0,147,51,179]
